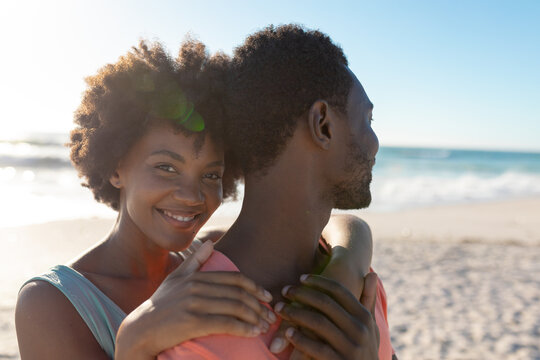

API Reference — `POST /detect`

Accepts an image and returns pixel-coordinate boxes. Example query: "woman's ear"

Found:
[109,170,122,189]
[308,100,333,150]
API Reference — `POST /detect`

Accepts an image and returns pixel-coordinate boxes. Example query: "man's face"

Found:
[332,73,379,209]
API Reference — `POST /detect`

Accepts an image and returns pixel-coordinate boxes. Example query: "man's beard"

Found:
[332,143,374,210]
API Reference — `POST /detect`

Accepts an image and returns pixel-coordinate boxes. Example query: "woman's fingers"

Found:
[195,314,264,338]
[166,269,276,328]
[167,240,214,277]
[187,284,276,326]
[285,327,341,360]
[193,271,272,303]
[186,294,272,330]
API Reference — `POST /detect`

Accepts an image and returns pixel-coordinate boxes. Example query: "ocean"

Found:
[1,132,540,228]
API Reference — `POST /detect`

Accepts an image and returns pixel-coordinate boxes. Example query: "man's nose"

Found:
[372,132,380,157]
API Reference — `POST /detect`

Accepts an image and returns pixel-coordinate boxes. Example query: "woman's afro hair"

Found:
[69,39,239,210]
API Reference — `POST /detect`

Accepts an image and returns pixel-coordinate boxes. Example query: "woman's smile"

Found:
[156,208,202,230]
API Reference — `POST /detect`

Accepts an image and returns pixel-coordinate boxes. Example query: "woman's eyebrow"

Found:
[205,160,225,168]
[149,150,185,163]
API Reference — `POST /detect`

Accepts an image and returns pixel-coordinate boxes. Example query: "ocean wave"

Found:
[0,155,72,168]
[371,171,540,209]
[0,132,69,147]
[0,139,71,168]
[389,148,452,159]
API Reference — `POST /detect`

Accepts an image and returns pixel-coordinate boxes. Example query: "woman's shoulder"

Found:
[17,265,97,333]
[16,278,109,359]
[17,276,80,328]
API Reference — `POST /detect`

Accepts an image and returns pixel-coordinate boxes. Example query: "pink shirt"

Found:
[159,251,395,360]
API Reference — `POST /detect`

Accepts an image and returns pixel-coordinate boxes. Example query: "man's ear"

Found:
[109,170,122,189]
[308,100,333,150]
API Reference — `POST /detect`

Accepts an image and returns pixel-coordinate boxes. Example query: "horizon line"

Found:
[1,130,539,155]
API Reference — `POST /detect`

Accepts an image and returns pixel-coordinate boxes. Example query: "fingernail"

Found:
[285,327,295,338]
[251,326,261,336]
[300,274,309,282]
[269,337,286,353]
[259,320,270,332]
[281,285,292,297]
[202,240,214,247]
[268,310,277,323]
[263,289,272,301]
[274,302,285,313]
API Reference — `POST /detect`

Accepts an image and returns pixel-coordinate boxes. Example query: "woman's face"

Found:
[112,123,224,252]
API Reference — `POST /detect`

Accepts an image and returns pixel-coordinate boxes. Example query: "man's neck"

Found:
[216,174,332,301]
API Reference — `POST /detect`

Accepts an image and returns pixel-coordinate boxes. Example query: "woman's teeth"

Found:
[163,210,195,222]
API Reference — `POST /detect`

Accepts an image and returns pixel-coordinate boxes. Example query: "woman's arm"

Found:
[320,214,373,298]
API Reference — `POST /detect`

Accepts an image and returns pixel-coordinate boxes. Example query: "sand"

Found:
[1,197,539,359]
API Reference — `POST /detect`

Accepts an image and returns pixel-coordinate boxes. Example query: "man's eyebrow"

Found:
[149,150,185,163]
[367,102,374,111]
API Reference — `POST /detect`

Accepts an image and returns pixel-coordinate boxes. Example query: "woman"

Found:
[15,39,373,359]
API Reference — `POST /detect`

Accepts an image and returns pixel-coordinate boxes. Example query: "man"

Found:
[160,24,395,359]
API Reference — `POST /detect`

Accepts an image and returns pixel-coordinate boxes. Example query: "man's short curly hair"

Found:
[226,24,353,175]
[70,39,238,210]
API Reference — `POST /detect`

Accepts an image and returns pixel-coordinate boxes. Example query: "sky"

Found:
[1,0,539,152]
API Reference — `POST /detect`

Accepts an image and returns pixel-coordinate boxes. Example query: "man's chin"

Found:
[334,192,371,210]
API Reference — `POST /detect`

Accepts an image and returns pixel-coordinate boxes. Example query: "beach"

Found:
[1,197,539,359]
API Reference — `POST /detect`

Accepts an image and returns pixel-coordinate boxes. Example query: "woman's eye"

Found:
[204,173,222,180]
[156,164,176,173]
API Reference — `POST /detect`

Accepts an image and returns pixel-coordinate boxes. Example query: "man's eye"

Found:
[156,164,176,173]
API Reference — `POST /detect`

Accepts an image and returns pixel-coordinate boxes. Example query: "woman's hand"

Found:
[115,241,276,360]
[274,274,379,360]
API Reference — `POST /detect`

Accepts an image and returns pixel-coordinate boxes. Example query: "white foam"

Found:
[370,171,540,210]
[0,141,69,160]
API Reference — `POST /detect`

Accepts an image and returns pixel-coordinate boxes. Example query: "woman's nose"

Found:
[172,181,204,206]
